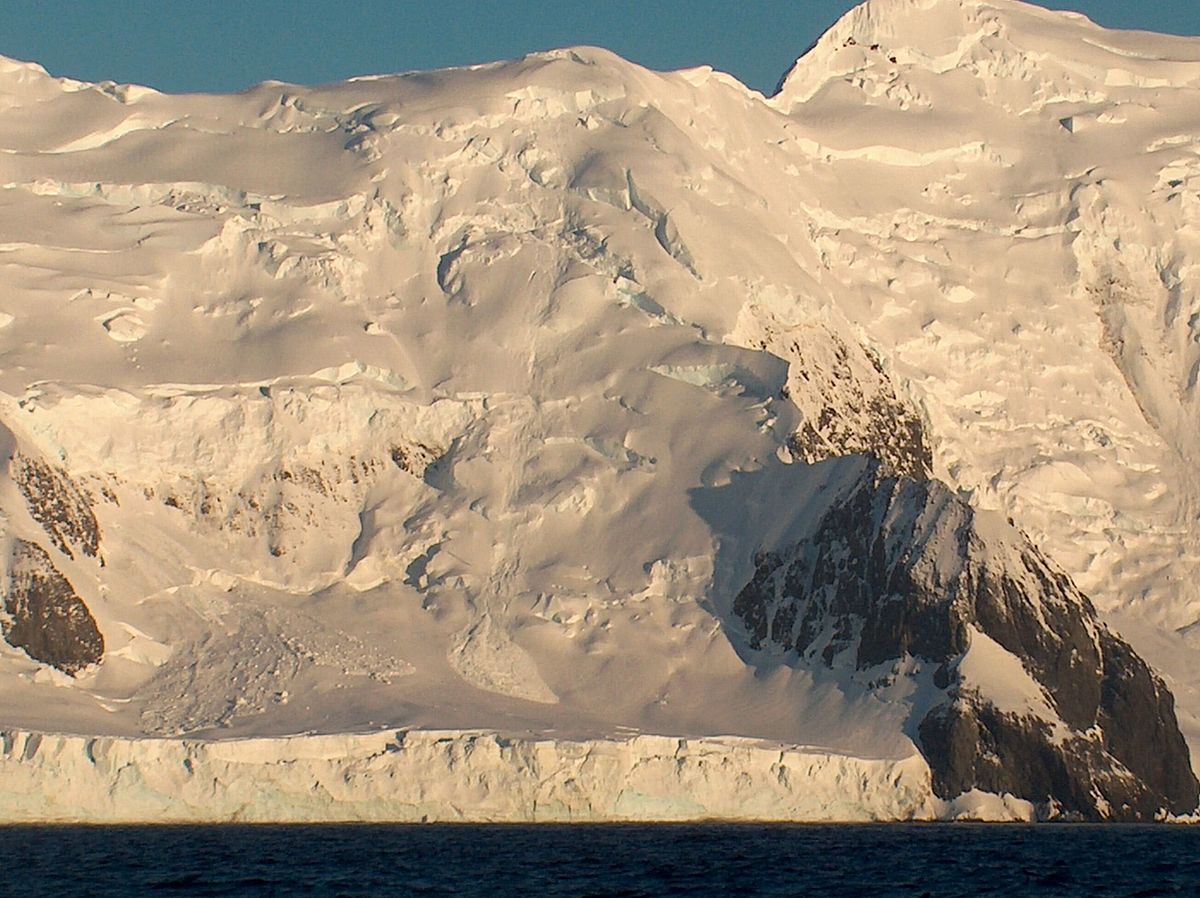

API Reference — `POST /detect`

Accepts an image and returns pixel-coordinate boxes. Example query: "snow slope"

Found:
[0,0,1197,820]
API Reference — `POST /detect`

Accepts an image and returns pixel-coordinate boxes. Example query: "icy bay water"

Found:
[1,823,1196,896]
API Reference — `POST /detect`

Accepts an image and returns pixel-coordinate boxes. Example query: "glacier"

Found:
[0,0,1198,821]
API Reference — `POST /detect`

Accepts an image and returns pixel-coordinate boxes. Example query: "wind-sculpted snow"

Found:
[0,0,1196,821]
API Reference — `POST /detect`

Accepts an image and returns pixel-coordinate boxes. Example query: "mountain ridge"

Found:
[0,0,1196,820]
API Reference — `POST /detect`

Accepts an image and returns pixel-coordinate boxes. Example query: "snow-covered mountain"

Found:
[0,0,1198,821]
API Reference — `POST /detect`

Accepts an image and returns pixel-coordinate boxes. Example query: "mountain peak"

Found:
[773,0,1200,109]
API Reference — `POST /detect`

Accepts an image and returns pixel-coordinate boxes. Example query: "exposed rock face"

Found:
[734,310,933,480]
[733,464,1198,820]
[3,540,104,675]
[1095,634,1200,815]
[783,337,932,481]
[389,440,441,479]
[10,453,100,560]
[918,631,1198,821]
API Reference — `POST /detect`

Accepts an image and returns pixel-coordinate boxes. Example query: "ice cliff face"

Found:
[0,0,1197,821]
[0,729,957,824]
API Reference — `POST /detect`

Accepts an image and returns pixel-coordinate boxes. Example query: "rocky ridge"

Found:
[733,463,1197,819]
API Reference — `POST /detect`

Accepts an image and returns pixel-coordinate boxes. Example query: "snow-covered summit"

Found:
[776,0,1200,110]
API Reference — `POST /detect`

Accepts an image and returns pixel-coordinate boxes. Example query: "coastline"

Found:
[0,727,1033,824]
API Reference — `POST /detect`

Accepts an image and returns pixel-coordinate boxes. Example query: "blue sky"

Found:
[3,1,1198,96]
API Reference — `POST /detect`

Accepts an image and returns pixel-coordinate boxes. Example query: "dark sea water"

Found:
[0,823,1195,897]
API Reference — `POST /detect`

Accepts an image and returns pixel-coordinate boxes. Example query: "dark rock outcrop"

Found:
[917,699,1136,818]
[787,380,932,482]
[748,317,933,480]
[733,464,1198,820]
[3,539,104,675]
[11,452,100,560]
[1095,632,1199,814]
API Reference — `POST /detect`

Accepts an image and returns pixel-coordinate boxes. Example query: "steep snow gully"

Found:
[0,0,1198,820]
